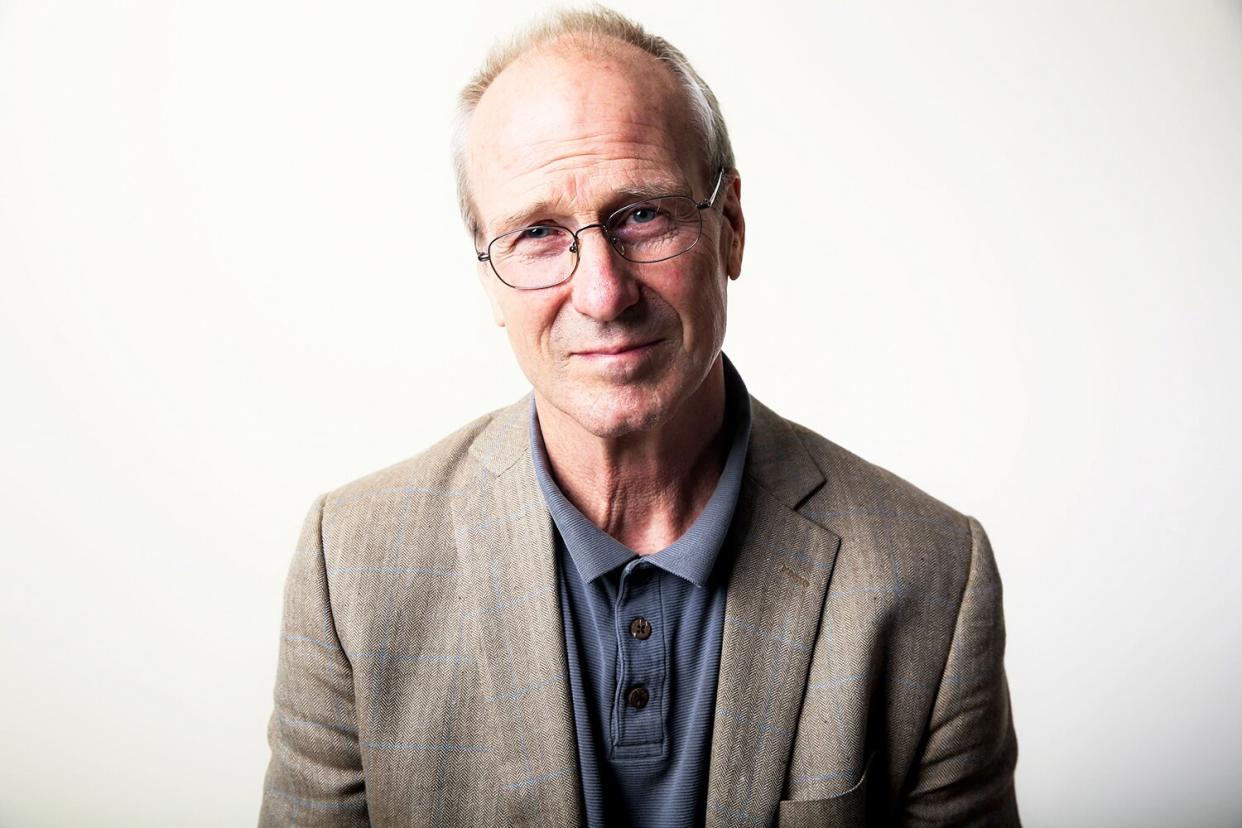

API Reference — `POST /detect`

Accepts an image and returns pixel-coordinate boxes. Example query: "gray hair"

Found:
[451,4,735,241]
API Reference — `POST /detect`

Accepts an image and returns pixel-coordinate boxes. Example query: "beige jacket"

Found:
[260,393,1019,826]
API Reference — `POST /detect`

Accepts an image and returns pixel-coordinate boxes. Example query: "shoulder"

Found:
[799,419,963,530]
[318,394,529,519]
[753,397,968,522]
[289,397,529,653]
[750,396,978,587]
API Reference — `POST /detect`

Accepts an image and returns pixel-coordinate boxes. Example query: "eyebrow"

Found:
[489,178,690,236]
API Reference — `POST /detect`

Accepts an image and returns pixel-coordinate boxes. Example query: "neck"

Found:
[535,356,729,554]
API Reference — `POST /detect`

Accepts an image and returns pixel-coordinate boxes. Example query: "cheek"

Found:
[502,297,562,359]
[673,262,728,335]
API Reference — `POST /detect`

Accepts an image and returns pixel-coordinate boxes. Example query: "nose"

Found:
[569,225,641,322]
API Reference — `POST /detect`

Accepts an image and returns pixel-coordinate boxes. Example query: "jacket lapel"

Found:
[452,395,583,827]
[706,398,843,827]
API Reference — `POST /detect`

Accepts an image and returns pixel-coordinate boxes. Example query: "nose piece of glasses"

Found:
[568,224,623,256]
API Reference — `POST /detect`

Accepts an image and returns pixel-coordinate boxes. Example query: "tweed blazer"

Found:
[260,393,1020,827]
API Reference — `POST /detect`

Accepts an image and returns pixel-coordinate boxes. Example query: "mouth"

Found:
[571,340,665,362]
[572,339,663,358]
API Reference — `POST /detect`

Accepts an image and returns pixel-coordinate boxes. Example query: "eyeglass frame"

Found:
[475,167,728,290]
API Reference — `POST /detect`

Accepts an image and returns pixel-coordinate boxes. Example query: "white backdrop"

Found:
[2,1,1240,825]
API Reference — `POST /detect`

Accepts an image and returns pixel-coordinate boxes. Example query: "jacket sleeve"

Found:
[259,493,370,826]
[899,516,1021,826]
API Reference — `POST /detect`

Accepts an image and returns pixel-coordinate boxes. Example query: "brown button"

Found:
[627,685,649,709]
[629,617,652,640]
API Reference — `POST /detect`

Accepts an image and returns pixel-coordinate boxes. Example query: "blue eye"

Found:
[629,207,658,224]
[497,225,568,260]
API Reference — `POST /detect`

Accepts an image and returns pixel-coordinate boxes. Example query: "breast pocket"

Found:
[776,750,874,828]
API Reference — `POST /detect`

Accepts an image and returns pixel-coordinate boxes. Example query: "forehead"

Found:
[465,39,700,230]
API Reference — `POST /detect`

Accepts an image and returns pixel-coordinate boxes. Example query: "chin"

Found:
[550,383,674,440]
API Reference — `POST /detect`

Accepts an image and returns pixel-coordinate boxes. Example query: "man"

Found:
[260,7,1019,827]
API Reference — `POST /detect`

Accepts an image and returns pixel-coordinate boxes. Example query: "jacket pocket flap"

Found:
[777,750,875,827]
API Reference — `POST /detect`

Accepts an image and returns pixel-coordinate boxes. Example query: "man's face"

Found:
[465,40,745,440]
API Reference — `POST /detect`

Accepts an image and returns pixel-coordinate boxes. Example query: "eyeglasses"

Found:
[476,168,727,290]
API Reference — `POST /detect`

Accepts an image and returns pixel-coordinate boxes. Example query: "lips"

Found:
[574,339,661,356]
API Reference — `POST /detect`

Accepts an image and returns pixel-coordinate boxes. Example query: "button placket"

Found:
[612,561,665,754]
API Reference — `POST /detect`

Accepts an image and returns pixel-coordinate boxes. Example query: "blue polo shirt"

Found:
[528,355,752,828]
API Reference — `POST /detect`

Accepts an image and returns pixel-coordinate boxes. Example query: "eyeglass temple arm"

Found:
[698,167,727,210]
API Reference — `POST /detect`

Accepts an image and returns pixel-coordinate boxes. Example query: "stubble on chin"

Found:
[534,369,654,439]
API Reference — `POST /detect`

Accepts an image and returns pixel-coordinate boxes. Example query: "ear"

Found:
[720,170,745,281]
[476,263,506,327]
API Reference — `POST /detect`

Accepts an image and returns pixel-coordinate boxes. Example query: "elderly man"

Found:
[260,7,1019,827]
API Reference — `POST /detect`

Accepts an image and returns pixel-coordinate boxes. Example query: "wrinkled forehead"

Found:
[465,40,703,229]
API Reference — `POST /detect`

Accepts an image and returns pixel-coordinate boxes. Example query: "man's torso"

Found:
[262,393,1014,826]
